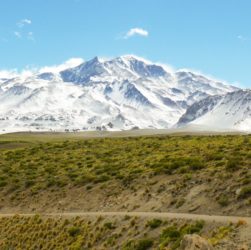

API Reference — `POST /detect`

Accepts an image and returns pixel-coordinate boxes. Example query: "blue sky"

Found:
[0,0,250,87]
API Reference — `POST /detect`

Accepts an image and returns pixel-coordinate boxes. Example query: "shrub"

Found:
[68,226,81,237]
[188,158,204,170]
[209,225,233,246]
[103,222,115,230]
[218,195,229,207]
[95,174,111,183]
[123,238,153,250]
[147,218,162,229]
[136,239,154,250]
[0,180,7,188]
[181,220,204,234]
[159,221,204,249]
[241,177,251,185]
[124,215,131,221]
[24,179,35,188]
[226,158,240,171]
[238,186,251,199]
[161,226,181,241]
[175,198,185,208]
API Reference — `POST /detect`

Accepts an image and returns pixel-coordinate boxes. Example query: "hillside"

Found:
[0,133,250,216]
[178,90,251,131]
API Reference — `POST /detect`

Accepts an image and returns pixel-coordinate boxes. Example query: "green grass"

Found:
[159,220,205,249]
[146,218,162,229]
[0,215,232,250]
[238,186,251,199]
[0,215,210,250]
[123,238,154,250]
[0,135,250,197]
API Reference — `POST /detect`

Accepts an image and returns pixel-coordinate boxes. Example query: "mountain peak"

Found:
[89,56,101,63]
[0,55,247,133]
[118,55,152,65]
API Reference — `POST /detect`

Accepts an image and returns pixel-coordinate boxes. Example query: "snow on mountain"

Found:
[60,55,172,84]
[177,90,251,132]
[0,55,243,133]
[177,95,222,126]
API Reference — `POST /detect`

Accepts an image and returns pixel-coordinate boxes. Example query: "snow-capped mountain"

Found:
[0,55,245,133]
[177,90,251,131]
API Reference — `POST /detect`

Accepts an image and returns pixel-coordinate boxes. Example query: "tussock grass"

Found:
[0,135,250,201]
[0,215,234,250]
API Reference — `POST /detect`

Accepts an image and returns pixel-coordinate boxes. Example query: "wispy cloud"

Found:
[0,58,85,81]
[123,28,149,39]
[13,18,35,41]
[27,31,35,41]
[0,69,19,79]
[39,58,84,73]
[17,19,32,28]
[237,35,249,42]
[14,31,22,38]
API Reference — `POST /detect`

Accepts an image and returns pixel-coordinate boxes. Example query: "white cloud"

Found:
[0,56,242,88]
[14,19,34,41]
[14,31,35,41]
[14,31,21,38]
[0,58,84,81]
[17,19,32,28]
[27,31,35,41]
[39,58,84,73]
[237,35,249,42]
[124,28,149,39]
[0,69,18,79]
[0,68,35,80]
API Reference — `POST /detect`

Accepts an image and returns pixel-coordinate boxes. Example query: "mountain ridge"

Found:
[0,55,249,133]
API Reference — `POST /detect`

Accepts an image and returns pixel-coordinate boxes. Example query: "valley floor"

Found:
[0,132,250,249]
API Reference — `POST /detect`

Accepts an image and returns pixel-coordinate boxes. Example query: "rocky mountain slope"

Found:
[0,55,248,133]
[178,90,251,131]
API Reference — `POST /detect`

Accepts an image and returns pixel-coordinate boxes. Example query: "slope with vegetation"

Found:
[0,214,246,250]
[0,133,250,216]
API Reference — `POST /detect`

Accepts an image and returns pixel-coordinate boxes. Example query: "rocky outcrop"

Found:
[179,234,213,250]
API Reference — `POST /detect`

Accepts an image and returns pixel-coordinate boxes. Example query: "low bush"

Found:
[0,135,249,203]
[238,186,251,199]
[68,226,81,237]
[159,221,204,249]
[103,221,115,230]
[147,218,162,229]
[217,195,229,207]
[123,238,154,250]
[226,158,240,171]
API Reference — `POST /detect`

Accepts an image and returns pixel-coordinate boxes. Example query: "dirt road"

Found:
[0,211,250,224]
